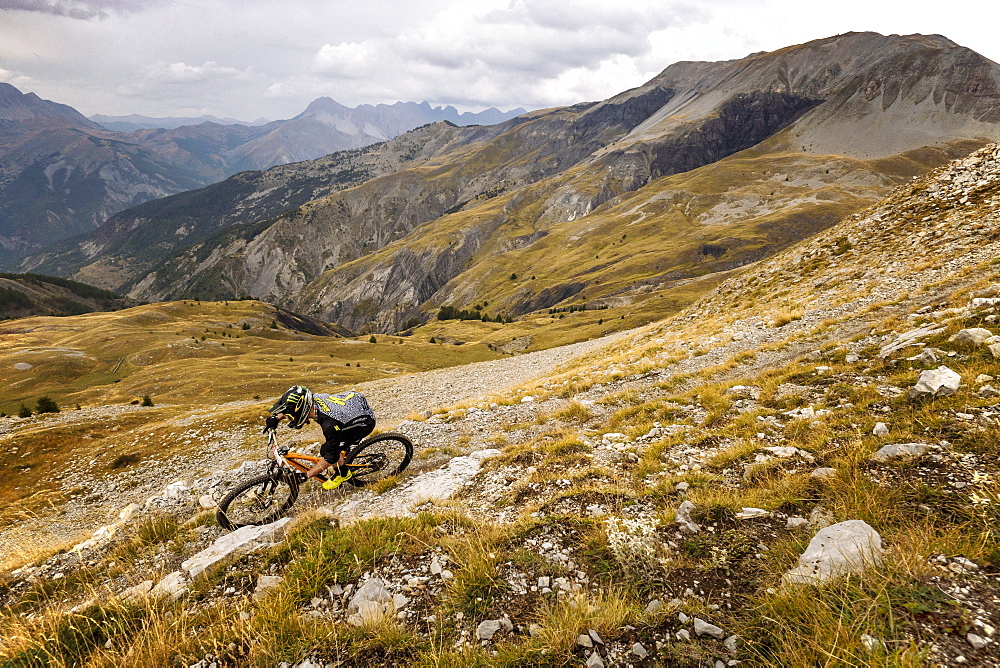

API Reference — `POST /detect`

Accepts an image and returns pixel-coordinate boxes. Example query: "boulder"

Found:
[347,578,393,626]
[161,480,192,500]
[693,617,726,638]
[782,520,884,585]
[878,325,947,357]
[119,579,154,601]
[909,366,962,399]
[735,508,769,519]
[151,571,188,600]
[872,422,889,437]
[953,328,994,347]
[182,517,292,578]
[971,297,1000,310]
[347,578,391,615]
[871,443,932,463]
[910,349,939,366]
[476,619,503,640]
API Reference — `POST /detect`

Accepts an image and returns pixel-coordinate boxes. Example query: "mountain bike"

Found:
[215,429,413,530]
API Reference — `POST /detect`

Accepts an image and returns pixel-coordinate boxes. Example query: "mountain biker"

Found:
[264,385,375,489]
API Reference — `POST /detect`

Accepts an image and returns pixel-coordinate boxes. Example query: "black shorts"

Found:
[319,415,375,463]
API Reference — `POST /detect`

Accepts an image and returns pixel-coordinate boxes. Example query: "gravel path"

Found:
[357,329,636,425]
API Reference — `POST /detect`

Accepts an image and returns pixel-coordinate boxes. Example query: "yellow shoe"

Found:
[322,470,353,490]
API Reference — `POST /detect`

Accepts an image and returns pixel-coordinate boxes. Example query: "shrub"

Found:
[603,515,666,572]
[141,395,154,407]
[36,396,59,414]
[369,335,377,343]
[18,404,31,418]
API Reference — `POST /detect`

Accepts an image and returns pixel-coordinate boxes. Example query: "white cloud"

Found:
[145,61,254,85]
[2,0,999,120]
[0,67,35,88]
[313,42,375,79]
[296,0,709,110]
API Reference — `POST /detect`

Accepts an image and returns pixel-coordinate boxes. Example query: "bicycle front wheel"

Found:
[216,473,299,530]
[344,432,413,487]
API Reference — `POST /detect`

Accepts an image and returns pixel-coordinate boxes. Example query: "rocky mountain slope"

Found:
[44,32,998,336]
[0,85,523,265]
[2,140,1000,666]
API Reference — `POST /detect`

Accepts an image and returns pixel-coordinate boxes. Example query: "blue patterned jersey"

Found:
[313,391,374,425]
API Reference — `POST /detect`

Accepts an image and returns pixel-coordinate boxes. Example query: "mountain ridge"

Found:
[0,87,526,263]
[84,32,1000,334]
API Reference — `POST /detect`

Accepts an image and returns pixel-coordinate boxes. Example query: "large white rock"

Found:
[476,619,503,640]
[119,579,154,601]
[161,480,192,500]
[878,325,947,357]
[346,578,393,626]
[70,521,125,553]
[971,297,1000,310]
[675,500,700,534]
[150,570,188,600]
[693,617,725,638]
[909,366,962,399]
[181,517,292,578]
[405,449,500,504]
[783,520,884,585]
[871,443,932,463]
[347,578,391,615]
[953,328,994,347]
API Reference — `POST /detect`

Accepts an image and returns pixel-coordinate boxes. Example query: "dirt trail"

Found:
[356,330,636,424]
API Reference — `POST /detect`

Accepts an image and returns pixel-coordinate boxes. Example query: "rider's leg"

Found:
[305,457,333,479]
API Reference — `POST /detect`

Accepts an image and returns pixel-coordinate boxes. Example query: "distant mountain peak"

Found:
[0,82,99,128]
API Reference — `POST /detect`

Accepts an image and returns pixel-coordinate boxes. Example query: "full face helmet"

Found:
[269,385,313,429]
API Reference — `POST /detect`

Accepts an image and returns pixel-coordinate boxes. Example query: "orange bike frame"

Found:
[267,430,330,482]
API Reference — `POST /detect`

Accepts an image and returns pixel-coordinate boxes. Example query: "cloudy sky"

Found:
[1,0,997,122]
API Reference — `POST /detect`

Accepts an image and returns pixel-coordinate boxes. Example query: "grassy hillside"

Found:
[305,134,982,337]
[1,144,999,667]
[0,299,500,416]
[0,272,131,319]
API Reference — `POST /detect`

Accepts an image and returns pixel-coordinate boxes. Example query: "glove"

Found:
[263,415,280,433]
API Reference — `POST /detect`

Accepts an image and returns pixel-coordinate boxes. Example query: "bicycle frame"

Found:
[265,430,329,483]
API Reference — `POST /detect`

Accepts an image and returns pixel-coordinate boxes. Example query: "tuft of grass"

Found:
[551,400,594,424]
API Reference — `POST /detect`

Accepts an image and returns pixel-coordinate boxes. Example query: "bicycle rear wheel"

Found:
[216,472,299,530]
[344,432,413,487]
